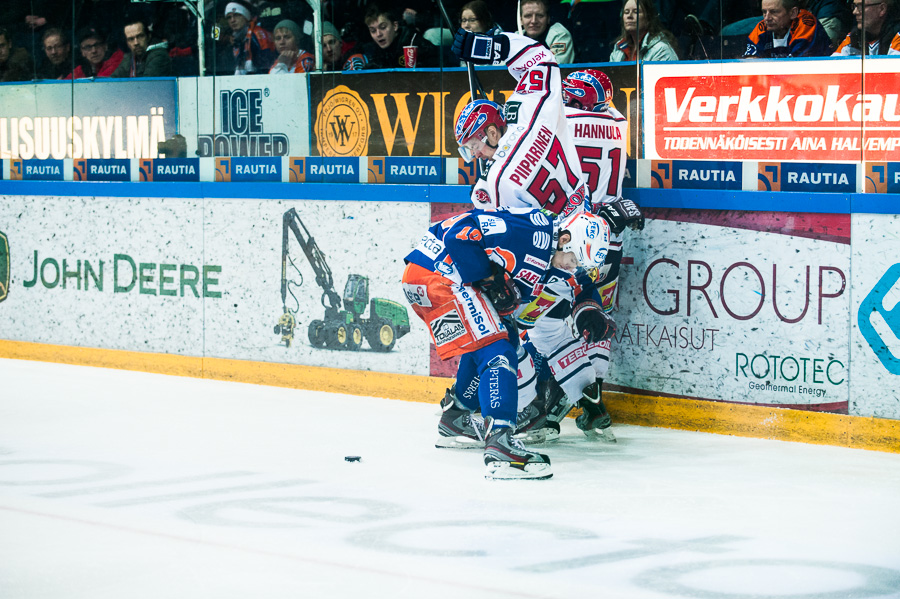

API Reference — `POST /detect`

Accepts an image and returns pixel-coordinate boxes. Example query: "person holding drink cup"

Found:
[362,5,443,69]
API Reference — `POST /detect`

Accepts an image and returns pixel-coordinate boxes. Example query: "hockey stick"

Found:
[433,0,486,101]
[433,0,489,177]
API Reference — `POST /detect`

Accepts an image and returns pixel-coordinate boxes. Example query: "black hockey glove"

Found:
[596,198,644,234]
[451,28,509,65]
[474,263,520,316]
[573,301,616,343]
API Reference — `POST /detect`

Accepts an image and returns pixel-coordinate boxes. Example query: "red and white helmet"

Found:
[563,69,614,112]
[558,211,611,270]
[454,99,505,161]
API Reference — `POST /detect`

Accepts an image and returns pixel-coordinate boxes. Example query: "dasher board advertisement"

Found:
[608,209,851,414]
[643,59,900,162]
[0,80,177,160]
[308,65,639,158]
[177,75,310,158]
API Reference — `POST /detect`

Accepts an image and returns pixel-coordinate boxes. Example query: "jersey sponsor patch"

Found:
[477,215,507,236]
[459,286,493,340]
[529,211,550,227]
[402,282,432,307]
[430,309,466,346]
[524,253,548,271]
[533,231,551,250]
[415,232,444,259]
[515,268,541,287]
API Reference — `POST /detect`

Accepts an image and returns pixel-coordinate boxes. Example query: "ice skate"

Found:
[435,387,485,449]
[513,399,560,444]
[540,379,575,424]
[484,424,552,480]
[575,380,616,443]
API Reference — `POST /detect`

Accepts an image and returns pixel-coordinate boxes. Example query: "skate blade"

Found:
[484,461,553,480]
[513,427,560,445]
[582,427,617,443]
[435,435,484,449]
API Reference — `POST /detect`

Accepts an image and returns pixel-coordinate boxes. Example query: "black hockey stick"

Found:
[433,0,487,102]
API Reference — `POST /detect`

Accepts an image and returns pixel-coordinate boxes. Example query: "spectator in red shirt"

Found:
[66,27,123,79]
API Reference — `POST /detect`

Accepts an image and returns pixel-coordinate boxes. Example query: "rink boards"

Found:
[0,181,898,453]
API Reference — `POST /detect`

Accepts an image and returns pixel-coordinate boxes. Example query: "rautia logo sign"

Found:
[858,264,900,375]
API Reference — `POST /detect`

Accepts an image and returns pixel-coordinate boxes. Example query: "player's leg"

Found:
[514,334,560,444]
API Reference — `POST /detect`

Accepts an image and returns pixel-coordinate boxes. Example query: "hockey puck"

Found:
[344,456,361,462]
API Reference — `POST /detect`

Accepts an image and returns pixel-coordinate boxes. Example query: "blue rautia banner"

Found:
[0,79,177,161]
[780,163,856,193]
[289,157,359,183]
[216,157,281,182]
[75,159,130,181]
[139,158,201,182]
[11,159,65,180]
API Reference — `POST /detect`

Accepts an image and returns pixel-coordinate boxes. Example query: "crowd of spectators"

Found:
[0,0,896,83]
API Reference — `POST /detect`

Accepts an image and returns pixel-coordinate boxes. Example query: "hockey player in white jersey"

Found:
[452,29,589,218]
[535,68,634,440]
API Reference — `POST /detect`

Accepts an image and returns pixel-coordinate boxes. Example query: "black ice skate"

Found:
[435,387,485,449]
[540,378,576,424]
[484,423,552,480]
[513,399,560,444]
[576,380,616,443]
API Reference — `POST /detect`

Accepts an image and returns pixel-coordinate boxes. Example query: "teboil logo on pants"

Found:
[0,230,10,302]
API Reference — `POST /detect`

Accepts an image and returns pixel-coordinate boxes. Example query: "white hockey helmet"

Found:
[558,211,611,269]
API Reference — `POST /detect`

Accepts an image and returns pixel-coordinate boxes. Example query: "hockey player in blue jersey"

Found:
[402,208,615,480]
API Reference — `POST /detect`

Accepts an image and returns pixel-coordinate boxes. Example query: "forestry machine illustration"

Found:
[273,208,409,351]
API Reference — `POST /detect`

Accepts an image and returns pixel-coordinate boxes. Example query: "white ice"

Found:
[1,358,899,599]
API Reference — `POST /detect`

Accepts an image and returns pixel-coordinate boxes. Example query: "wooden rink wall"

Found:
[3,339,898,455]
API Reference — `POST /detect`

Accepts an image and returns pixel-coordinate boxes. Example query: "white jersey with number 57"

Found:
[565,105,627,207]
[470,33,588,218]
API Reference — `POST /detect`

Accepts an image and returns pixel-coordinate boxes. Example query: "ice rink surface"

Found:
[1,358,899,599]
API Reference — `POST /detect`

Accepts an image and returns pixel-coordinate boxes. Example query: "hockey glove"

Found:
[573,301,616,343]
[451,28,509,65]
[596,198,644,234]
[474,263,520,316]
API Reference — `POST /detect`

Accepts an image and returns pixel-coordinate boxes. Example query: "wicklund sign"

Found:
[308,65,639,159]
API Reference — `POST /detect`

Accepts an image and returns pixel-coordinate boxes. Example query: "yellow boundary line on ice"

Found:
[2,339,898,454]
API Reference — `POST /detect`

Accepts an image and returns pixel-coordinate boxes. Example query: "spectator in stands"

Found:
[0,27,32,82]
[112,19,173,77]
[460,1,503,34]
[66,27,123,79]
[362,5,442,68]
[610,0,679,61]
[519,0,575,64]
[269,19,314,73]
[321,21,367,70]
[808,0,855,47]
[36,28,71,79]
[833,0,900,55]
[744,0,833,57]
[225,1,276,74]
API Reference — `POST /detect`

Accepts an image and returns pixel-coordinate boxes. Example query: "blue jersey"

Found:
[405,208,597,328]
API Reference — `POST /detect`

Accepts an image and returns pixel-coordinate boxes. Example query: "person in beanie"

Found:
[269,19,314,73]
[225,1,276,74]
[321,21,367,71]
